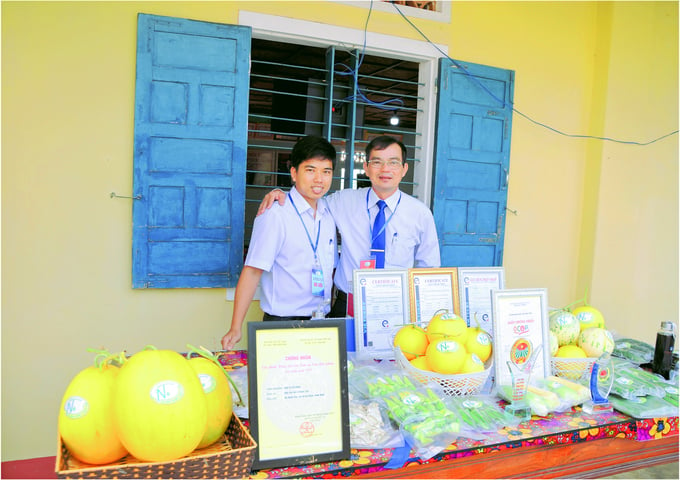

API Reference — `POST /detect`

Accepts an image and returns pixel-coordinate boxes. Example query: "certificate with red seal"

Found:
[248,319,350,470]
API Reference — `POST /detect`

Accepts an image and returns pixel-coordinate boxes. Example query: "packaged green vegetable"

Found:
[609,394,677,419]
[446,395,521,432]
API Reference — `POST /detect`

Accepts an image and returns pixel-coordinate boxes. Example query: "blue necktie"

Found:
[372,200,387,268]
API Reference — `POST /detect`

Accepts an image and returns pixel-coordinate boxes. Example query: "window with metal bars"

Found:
[245,38,422,248]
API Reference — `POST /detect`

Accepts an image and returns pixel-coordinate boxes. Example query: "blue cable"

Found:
[388,1,678,146]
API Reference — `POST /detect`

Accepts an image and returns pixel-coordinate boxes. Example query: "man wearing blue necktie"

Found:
[259,135,440,317]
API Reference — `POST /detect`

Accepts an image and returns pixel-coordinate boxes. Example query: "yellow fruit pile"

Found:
[58,346,239,466]
[393,311,493,375]
[552,304,614,379]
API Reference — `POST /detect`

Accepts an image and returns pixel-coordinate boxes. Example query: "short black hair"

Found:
[290,136,337,170]
[365,135,407,163]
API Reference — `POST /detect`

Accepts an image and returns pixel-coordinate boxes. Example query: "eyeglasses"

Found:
[367,159,403,169]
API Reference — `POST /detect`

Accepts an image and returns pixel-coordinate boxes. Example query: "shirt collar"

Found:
[368,188,401,210]
[290,186,329,216]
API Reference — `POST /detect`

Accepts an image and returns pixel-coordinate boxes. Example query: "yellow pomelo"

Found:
[113,349,208,462]
[393,324,429,360]
[464,329,493,363]
[189,357,233,449]
[461,353,485,374]
[426,311,468,343]
[425,338,467,374]
[572,305,606,331]
[409,355,431,371]
[58,364,128,465]
[554,345,589,380]
[555,345,587,358]
[549,310,580,346]
[577,327,615,358]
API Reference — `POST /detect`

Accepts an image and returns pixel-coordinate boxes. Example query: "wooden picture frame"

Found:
[408,267,459,326]
[247,320,350,470]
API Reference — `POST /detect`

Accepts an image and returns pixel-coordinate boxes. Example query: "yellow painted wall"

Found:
[2,1,677,461]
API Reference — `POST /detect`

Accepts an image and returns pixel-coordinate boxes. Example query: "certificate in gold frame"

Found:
[248,319,350,470]
[407,267,460,326]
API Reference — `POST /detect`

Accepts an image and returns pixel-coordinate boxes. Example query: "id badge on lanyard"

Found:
[289,192,325,298]
[311,255,324,297]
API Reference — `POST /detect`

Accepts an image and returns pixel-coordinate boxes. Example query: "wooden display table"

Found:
[4,350,677,479]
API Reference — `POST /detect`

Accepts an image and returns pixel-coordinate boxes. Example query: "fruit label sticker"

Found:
[437,340,461,353]
[150,381,184,405]
[64,396,89,419]
[198,373,217,394]
[401,393,422,406]
[462,399,482,409]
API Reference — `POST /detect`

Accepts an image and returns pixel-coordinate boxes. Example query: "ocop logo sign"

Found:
[510,338,532,365]
[513,323,531,336]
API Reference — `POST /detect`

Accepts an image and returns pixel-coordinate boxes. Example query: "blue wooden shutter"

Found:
[432,58,514,267]
[132,14,250,288]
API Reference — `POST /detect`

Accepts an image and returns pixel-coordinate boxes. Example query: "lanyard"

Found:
[289,192,321,260]
[367,189,401,243]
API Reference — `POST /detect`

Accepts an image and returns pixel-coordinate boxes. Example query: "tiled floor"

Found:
[603,461,679,479]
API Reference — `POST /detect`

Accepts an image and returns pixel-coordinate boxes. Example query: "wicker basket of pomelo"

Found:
[392,311,493,396]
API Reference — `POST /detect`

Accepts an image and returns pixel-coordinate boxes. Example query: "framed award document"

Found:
[408,267,459,326]
[491,288,551,389]
[457,267,505,336]
[352,269,409,360]
[248,319,350,470]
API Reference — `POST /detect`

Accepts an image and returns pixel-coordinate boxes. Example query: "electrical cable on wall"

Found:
[335,0,405,114]
[384,1,678,146]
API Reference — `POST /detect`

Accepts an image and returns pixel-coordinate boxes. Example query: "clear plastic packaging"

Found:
[612,337,655,365]
[537,376,591,408]
[611,361,667,398]
[609,394,678,419]
[348,394,404,450]
[445,394,522,432]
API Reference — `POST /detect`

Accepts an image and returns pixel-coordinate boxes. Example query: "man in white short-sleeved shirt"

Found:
[221,136,338,350]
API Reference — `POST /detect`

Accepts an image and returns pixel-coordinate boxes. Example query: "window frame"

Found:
[226,10,446,299]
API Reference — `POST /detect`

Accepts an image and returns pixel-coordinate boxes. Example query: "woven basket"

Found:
[551,356,597,382]
[394,346,492,396]
[56,414,256,479]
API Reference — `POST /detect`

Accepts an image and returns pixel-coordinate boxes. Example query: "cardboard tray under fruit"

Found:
[394,346,493,396]
[56,414,256,479]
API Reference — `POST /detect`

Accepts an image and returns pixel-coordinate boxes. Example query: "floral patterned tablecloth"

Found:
[216,351,678,479]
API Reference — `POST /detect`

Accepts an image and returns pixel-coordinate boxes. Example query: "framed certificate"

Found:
[352,269,410,359]
[491,288,551,388]
[408,267,459,326]
[457,267,505,336]
[248,320,350,470]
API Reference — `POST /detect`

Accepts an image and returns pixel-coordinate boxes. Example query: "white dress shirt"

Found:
[327,187,440,294]
[246,186,338,316]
